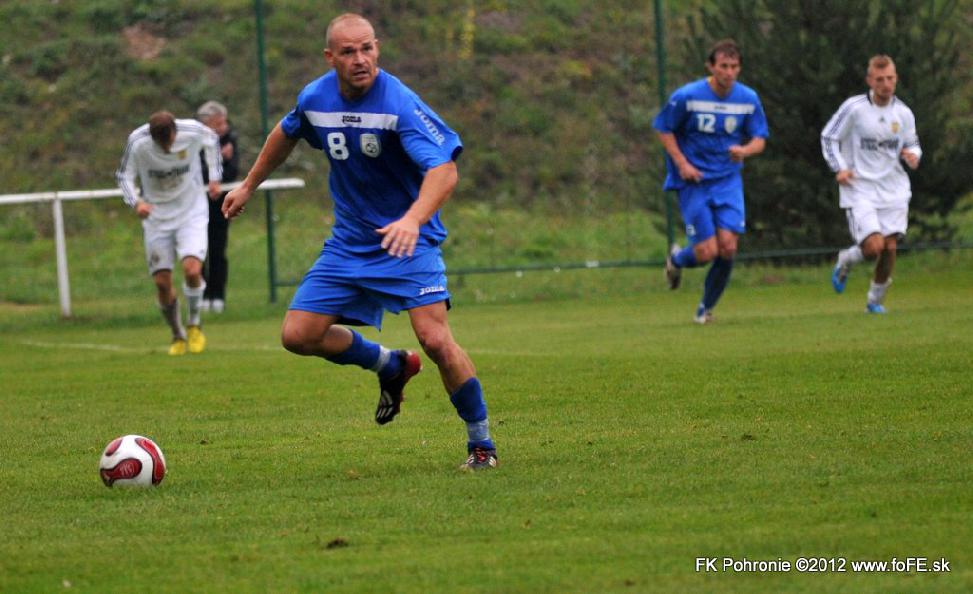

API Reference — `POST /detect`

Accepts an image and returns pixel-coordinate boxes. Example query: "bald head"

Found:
[326,13,374,49]
[324,13,381,100]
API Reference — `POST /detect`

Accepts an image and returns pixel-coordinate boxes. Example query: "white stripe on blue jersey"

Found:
[686,100,756,115]
[305,111,400,130]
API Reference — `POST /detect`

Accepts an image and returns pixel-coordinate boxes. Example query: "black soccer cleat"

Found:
[665,243,682,290]
[375,350,422,425]
[460,447,498,471]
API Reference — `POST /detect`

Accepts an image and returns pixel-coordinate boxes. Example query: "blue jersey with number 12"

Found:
[653,78,769,191]
[280,69,463,253]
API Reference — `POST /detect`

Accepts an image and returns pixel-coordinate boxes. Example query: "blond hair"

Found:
[868,54,895,72]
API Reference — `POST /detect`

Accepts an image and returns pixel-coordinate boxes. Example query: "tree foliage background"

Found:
[681,0,973,249]
[0,0,971,255]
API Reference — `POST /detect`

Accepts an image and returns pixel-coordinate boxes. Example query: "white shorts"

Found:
[845,203,908,245]
[142,212,208,275]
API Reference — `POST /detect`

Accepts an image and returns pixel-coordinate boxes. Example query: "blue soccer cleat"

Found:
[865,303,887,314]
[831,263,849,294]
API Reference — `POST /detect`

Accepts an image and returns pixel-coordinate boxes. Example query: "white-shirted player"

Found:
[117,111,222,354]
[821,55,921,313]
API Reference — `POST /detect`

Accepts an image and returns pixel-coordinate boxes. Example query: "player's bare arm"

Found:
[377,161,458,258]
[728,137,766,162]
[223,124,298,219]
[657,131,703,182]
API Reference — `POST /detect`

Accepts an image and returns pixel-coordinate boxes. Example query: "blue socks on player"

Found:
[329,334,494,451]
[702,257,734,310]
[325,330,402,380]
[450,377,495,451]
[672,245,699,268]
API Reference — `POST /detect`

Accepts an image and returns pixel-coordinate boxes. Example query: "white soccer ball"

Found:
[99,435,167,488]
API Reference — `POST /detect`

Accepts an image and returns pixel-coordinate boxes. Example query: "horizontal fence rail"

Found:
[0,178,305,317]
[0,178,306,206]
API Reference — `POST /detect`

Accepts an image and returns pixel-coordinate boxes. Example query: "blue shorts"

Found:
[289,243,451,329]
[677,173,746,245]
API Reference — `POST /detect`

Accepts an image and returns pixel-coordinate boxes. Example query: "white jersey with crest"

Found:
[116,119,221,226]
[821,92,921,208]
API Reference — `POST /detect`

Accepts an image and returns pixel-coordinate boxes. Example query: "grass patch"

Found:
[1,252,971,592]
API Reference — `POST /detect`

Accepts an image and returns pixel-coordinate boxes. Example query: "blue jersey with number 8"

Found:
[281,69,463,253]
[653,78,769,191]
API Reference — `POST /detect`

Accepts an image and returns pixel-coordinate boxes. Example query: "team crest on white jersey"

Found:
[891,122,900,133]
[724,116,738,134]
[360,133,381,158]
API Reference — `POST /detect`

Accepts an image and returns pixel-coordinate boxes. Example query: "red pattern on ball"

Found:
[136,437,166,485]
[100,458,142,487]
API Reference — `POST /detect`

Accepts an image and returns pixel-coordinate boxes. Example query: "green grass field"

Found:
[1,254,971,593]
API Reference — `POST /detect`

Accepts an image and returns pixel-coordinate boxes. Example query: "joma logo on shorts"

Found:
[419,285,445,296]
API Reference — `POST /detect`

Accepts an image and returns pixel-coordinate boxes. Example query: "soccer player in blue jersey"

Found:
[222,13,497,470]
[654,39,769,324]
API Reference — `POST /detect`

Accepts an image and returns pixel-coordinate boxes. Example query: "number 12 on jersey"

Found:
[696,113,716,133]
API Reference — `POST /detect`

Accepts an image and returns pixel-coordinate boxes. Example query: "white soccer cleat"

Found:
[693,304,713,325]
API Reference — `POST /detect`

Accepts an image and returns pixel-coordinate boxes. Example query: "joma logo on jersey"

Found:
[342,115,362,124]
[414,109,445,145]
[419,285,445,296]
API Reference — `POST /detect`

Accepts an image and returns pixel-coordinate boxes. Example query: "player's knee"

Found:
[695,243,717,263]
[415,328,453,365]
[280,326,310,355]
[182,260,202,279]
[718,245,737,260]
[861,236,883,259]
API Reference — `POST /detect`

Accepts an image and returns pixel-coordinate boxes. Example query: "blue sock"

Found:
[702,257,734,310]
[673,245,699,268]
[325,330,402,379]
[449,378,495,451]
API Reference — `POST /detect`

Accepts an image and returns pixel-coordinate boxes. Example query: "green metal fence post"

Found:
[654,0,674,249]
[255,0,277,303]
